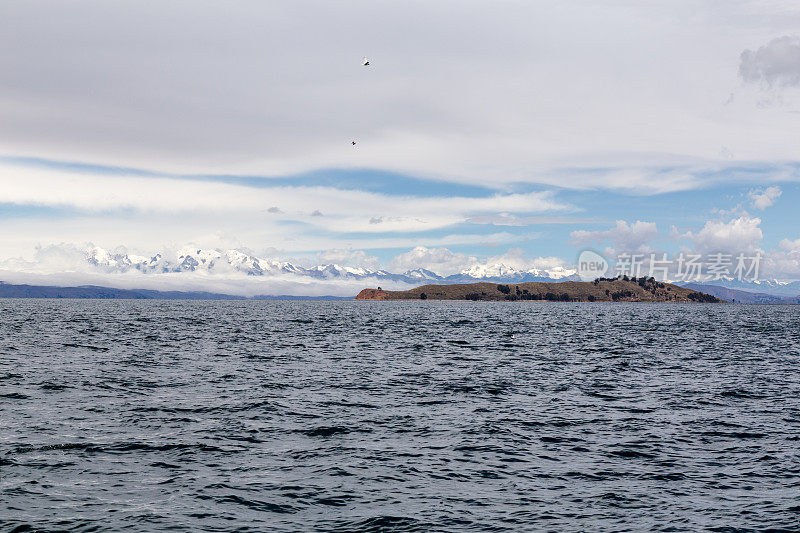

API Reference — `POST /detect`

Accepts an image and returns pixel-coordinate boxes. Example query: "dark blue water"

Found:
[2,300,800,531]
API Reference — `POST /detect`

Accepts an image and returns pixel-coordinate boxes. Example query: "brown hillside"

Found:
[355,277,723,303]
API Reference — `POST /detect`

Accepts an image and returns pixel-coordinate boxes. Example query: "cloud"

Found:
[482,248,571,272]
[0,165,569,219]
[740,36,800,88]
[748,185,782,209]
[386,246,574,277]
[315,249,379,269]
[570,220,659,254]
[387,246,476,276]
[3,2,800,188]
[0,206,523,262]
[0,164,569,241]
[762,239,800,280]
[0,266,411,298]
[683,216,763,255]
[465,213,605,226]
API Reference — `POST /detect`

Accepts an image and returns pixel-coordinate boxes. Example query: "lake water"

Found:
[2,300,799,531]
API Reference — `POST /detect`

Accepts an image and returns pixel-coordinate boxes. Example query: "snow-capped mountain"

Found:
[61,245,580,285]
[451,262,578,283]
[403,268,443,280]
[306,264,376,279]
[85,246,304,277]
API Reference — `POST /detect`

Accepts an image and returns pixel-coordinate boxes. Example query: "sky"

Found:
[1,1,800,293]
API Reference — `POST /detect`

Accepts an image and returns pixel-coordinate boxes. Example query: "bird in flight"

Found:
[353,59,368,146]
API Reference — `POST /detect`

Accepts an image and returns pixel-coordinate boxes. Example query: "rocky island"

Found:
[356,276,723,302]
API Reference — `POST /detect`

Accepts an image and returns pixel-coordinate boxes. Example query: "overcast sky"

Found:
[1,0,799,290]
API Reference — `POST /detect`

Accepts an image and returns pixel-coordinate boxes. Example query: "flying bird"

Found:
[352,141,356,145]
[362,57,370,66]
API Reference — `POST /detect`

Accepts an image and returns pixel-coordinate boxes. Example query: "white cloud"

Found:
[762,244,800,280]
[779,237,800,251]
[767,238,800,279]
[740,36,800,88]
[0,267,413,298]
[683,216,763,255]
[482,248,570,272]
[748,185,782,209]
[465,213,604,226]
[315,249,379,269]
[570,220,659,254]
[387,246,476,276]
[386,246,573,277]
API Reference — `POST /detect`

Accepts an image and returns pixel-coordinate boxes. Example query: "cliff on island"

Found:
[355,276,723,303]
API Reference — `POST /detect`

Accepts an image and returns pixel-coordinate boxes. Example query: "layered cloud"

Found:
[0,165,566,221]
[2,2,800,188]
[0,162,569,257]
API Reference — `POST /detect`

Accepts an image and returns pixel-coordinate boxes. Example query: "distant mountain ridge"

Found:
[53,245,582,284]
[680,283,800,304]
[677,279,800,298]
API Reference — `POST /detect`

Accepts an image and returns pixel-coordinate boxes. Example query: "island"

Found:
[355,276,723,302]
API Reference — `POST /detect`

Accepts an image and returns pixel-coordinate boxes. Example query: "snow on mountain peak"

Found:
[459,262,576,280]
[35,244,580,285]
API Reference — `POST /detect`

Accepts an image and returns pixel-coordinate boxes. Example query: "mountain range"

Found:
[2,245,799,300]
[79,246,581,284]
[677,279,800,298]
[680,283,800,304]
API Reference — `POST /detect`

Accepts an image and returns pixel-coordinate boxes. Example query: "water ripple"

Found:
[1,300,799,531]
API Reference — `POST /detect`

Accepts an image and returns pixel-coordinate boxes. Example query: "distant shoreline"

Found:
[0,282,351,301]
[1,279,795,303]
